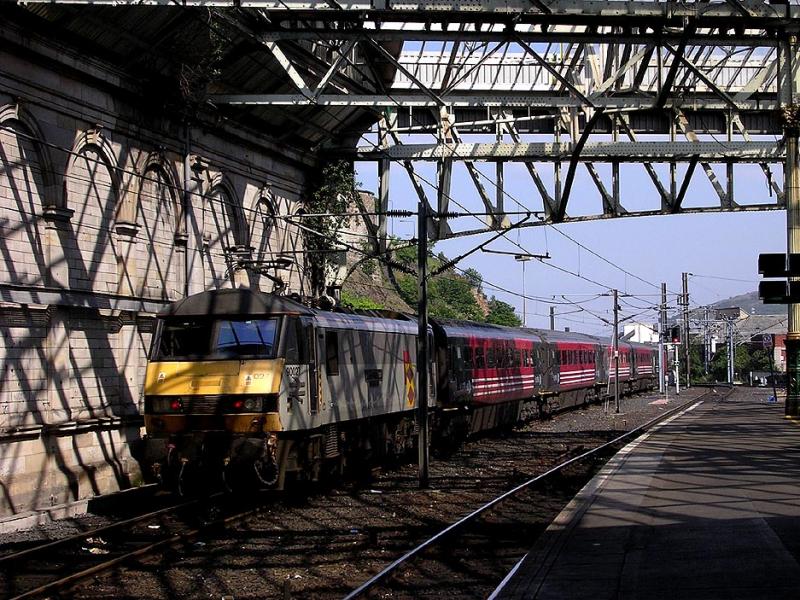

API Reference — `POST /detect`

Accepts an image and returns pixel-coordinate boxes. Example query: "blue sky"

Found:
[355,150,784,336]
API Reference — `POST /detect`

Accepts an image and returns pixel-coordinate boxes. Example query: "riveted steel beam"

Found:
[209,94,780,113]
[347,141,783,162]
[22,0,800,22]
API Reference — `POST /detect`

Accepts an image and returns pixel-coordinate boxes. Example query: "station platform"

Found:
[491,388,800,600]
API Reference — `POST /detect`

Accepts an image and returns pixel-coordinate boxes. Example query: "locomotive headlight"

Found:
[244,397,263,412]
[151,396,183,413]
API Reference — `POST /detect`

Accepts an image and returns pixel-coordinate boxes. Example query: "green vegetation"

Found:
[305,161,360,296]
[683,342,773,383]
[486,297,523,327]
[340,290,385,310]
[381,242,520,324]
[390,243,482,320]
[340,237,523,324]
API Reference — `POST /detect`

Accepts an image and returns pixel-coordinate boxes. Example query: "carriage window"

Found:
[475,347,485,369]
[325,331,340,376]
[487,347,495,368]
[514,350,521,368]
[464,347,473,369]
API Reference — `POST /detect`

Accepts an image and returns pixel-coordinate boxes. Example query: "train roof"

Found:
[157,288,312,318]
[528,328,604,345]
[157,290,659,347]
[158,289,420,335]
[431,318,544,342]
[311,311,419,335]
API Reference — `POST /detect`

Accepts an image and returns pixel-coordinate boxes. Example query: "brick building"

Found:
[0,6,393,518]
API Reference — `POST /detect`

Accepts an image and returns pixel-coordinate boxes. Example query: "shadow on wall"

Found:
[0,99,294,514]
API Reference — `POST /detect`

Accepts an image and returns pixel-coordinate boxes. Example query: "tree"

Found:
[486,297,522,327]
[340,290,384,310]
[463,267,483,291]
[709,344,773,382]
[430,276,485,321]
[304,161,360,296]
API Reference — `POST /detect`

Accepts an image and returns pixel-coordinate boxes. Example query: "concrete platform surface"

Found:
[492,389,800,600]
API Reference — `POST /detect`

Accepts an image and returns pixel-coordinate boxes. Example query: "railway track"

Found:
[344,387,733,599]
[0,491,273,600]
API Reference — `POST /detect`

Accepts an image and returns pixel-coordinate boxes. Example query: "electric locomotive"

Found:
[142,288,432,491]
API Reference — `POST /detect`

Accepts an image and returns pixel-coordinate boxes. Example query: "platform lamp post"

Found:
[760,103,800,414]
[778,33,800,416]
[786,101,800,416]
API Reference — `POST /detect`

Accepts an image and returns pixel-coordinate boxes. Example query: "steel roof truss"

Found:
[674,108,734,208]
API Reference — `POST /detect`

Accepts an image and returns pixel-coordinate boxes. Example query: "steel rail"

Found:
[6,493,269,600]
[0,494,213,567]
[344,386,732,599]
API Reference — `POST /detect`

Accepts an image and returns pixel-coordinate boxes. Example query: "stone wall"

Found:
[0,24,311,516]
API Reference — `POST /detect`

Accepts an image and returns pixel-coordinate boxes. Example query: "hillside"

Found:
[340,242,522,326]
[712,290,785,316]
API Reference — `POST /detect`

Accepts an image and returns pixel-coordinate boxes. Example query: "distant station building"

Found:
[0,7,395,518]
[622,323,659,344]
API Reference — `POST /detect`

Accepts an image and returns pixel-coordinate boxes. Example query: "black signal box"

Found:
[759,280,800,304]
[758,253,800,277]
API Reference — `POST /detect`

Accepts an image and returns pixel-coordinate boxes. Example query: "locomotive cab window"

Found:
[155,318,213,359]
[325,331,340,376]
[154,317,279,360]
[215,319,278,358]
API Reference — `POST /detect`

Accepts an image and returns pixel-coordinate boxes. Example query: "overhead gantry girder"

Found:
[348,141,783,162]
[24,1,799,22]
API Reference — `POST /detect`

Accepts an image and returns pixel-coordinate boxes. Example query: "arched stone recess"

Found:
[0,103,58,288]
[203,173,247,290]
[247,185,280,292]
[0,103,53,436]
[282,202,307,296]
[135,152,184,301]
[64,129,122,294]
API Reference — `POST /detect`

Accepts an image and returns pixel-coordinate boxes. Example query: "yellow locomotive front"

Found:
[142,289,308,492]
